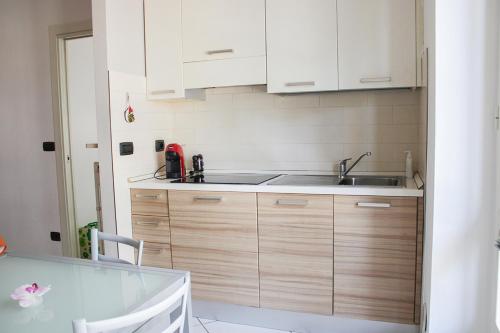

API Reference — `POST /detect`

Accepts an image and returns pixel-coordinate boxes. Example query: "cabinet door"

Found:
[182,0,266,62]
[266,0,338,93]
[258,193,334,315]
[334,196,418,323]
[169,191,259,307]
[337,0,416,90]
[144,0,185,100]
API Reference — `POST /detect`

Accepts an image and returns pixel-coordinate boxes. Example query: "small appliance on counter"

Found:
[171,173,280,185]
[165,143,186,179]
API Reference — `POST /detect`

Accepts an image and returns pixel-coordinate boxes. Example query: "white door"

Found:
[65,37,99,230]
[337,0,416,90]
[266,0,339,93]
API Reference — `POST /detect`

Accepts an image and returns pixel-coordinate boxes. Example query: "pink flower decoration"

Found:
[11,283,51,308]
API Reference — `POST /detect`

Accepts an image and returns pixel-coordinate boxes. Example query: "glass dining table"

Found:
[0,253,192,333]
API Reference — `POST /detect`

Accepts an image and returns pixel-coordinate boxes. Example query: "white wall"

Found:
[423,0,499,332]
[0,0,92,255]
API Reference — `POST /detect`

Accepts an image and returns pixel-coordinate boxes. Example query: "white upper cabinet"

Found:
[337,0,416,90]
[144,0,204,100]
[181,0,267,88]
[266,0,339,93]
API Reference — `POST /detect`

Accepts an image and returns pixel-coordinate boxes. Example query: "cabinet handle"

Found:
[356,202,391,208]
[206,49,234,55]
[285,81,315,87]
[150,89,176,95]
[144,248,164,255]
[135,221,161,227]
[193,196,223,202]
[276,199,309,206]
[85,143,98,149]
[360,76,392,83]
[135,194,160,200]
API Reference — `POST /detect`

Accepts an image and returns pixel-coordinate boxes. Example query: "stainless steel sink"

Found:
[268,174,404,187]
[338,175,404,187]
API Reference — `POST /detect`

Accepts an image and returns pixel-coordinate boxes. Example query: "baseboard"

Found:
[192,300,420,333]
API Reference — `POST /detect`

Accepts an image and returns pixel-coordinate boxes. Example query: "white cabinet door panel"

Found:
[266,0,339,93]
[145,0,204,100]
[338,0,416,90]
[182,0,266,62]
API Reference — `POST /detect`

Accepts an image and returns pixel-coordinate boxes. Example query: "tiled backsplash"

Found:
[166,86,421,173]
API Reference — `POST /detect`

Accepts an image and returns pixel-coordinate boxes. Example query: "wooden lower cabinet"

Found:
[334,195,418,324]
[258,193,334,315]
[169,190,259,307]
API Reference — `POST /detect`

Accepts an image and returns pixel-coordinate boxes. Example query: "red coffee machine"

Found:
[165,143,186,179]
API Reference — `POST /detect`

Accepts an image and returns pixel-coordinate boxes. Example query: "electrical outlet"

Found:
[43,142,55,152]
[50,232,61,242]
[119,142,134,156]
[155,140,165,152]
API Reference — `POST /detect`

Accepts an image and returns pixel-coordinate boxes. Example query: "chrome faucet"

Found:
[338,152,372,179]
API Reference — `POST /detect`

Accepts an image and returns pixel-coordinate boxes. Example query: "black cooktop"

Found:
[171,173,280,185]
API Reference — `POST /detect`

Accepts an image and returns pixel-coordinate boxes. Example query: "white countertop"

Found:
[129,172,424,197]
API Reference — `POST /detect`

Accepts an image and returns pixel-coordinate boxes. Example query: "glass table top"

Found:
[0,254,186,333]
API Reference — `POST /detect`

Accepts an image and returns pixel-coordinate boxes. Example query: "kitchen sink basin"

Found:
[268,175,404,187]
[338,176,404,187]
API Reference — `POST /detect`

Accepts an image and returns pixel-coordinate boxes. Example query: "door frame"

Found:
[49,21,93,258]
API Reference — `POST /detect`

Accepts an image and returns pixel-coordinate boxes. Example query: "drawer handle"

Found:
[276,199,309,206]
[144,248,164,255]
[135,194,160,200]
[135,221,161,227]
[150,89,176,95]
[193,196,223,202]
[357,202,391,208]
[206,48,234,55]
[285,81,315,87]
[360,76,392,83]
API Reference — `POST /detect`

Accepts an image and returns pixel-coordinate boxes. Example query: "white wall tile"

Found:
[319,91,367,107]
[274,93,320,109]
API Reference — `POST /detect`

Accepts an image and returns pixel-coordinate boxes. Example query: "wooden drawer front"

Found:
[169,190,259,307]
[141,242,172,269]
[258,193,334,315]
[132,215,171,244]
[131,189,168,216]
[334,195,418,324]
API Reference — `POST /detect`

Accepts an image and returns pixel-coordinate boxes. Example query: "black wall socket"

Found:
[155,140,165,152]
[43,142,55,152]
[50,232,61,242]
[120,142,134,156]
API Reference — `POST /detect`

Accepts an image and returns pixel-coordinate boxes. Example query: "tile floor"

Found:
[191,317,294,333]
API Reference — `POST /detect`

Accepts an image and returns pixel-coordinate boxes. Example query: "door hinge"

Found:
[496,106,500,130]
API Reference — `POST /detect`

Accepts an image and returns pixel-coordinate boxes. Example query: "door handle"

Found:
[206,49,234,55]
[356,202,391,208]
[276,199,309,206]
[86,143,98,149]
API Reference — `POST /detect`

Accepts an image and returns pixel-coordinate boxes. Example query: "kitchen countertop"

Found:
[129,172,424,197]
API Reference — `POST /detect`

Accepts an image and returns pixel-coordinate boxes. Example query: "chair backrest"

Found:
[73,277,190,333]
[90,228,144,266]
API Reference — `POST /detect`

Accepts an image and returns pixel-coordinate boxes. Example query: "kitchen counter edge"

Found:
[128,178,424,197]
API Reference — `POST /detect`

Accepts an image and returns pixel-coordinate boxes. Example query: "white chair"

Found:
[73,277,190,333]
[90,228,144,266]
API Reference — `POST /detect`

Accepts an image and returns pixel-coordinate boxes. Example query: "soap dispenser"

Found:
[404,151,413,179]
